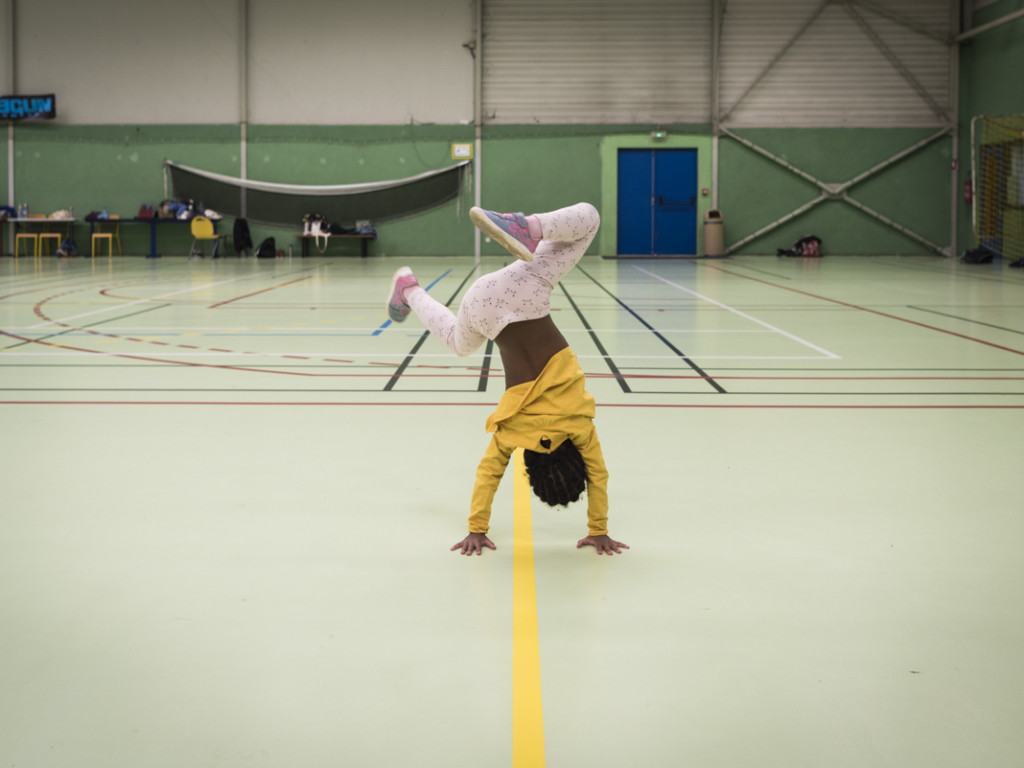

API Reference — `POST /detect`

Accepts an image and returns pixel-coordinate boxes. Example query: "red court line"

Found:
[1,401,1022,409]
[0,330,322,376]
[208,276,316,309]
[15,288,366,377]
[602,374,1024,381]
[0,285,76,302]
[0,331,504,379]
[701,263,1024,357]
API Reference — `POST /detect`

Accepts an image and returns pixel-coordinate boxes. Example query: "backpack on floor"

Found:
[256,236,276,258]
[961,246,993,264]
[778,235,822,258]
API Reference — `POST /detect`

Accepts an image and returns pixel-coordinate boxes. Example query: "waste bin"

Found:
[703,209,723,258]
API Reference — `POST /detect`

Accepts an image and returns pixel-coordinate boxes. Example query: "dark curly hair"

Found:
[523,439,588,507]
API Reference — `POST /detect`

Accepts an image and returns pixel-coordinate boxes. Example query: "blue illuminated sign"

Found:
[0,94,56,120]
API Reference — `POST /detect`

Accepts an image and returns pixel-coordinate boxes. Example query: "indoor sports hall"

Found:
[2,2,1023,768]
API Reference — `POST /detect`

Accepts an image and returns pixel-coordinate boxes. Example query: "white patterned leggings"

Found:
[405,202,600,356]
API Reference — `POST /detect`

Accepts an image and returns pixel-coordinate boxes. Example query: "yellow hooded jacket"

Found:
[468,347,610,536]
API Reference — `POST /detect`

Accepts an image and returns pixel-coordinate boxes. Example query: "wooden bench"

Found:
[295,233,374,258]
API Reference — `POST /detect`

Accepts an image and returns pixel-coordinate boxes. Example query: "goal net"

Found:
[972,115,1024,266]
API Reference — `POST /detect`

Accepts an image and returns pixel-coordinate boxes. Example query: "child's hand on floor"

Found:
[577,535,629,555]
[451,532,497,556]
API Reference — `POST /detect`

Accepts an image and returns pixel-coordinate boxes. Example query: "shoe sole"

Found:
[470,207,533,262]
[387,268,412,323]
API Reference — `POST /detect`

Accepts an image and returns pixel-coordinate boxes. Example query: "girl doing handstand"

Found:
[386,202,628,556]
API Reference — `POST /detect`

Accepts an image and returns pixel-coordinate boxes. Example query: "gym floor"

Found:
[2,251,1022,767]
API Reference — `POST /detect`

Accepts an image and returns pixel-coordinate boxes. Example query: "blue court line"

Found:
[372,269,451,336]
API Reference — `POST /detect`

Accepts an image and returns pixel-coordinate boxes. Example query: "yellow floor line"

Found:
[512,448,545,767]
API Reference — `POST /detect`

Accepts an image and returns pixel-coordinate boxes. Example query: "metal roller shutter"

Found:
[718,0,954,128]
[482,0,713,124]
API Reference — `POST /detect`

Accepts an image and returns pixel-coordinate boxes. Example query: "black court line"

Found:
[560,284,631,393]
[576,266,727,394]
[701,262,1024,359]
[0,363,502,372]
[383,267,480,392]
[477,339,495,392]
[908,306,1024,336]
[671,370,1024,376]
[879,258,1024,284]
[3,392,1021,400]
[0,388,505,395]
[613,390,1024,397]
[0,303,174,350]
[5,401,1022,409]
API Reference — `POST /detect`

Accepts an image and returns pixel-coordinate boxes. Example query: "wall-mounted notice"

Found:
[0,94,57,120]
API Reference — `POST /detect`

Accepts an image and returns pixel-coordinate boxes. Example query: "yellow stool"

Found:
[38,232,63,257]
[91,232,114,258]
[92,216,122,258]
[15,233,38,259]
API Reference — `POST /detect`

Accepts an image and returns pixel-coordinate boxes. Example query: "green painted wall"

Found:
[5,123,483,257]
[956,0,1024,253]
[5,10,1024,260]
[598,132,714,257]
[5,122,954,257]
[6,85,1021,261]
[11,124,239,256]
[244,125,474,257]
[720,128,951,256]
[477,125,608,257]
[0,129,7,213]
[8,123,488,257]
[482,126,949,256]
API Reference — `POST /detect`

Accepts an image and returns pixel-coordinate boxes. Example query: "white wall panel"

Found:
[0,0,11,91]
[14,0,241,124]
[8,0,474,126]
[247,0,473,125]
[3,0,959,128]
[719,0,954,127]
[482,0,712,124]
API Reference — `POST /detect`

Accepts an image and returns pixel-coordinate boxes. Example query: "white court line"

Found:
[563,328,775,334]
[1,351,479,359]
[7,327,780,335]
[632,265,841,360]
[27,274,267,331]
[0,351,838,361]
[578,354,833,360]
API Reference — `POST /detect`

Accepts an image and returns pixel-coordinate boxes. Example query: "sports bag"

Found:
[961,247,993,264]
[256,236,277,258]
[778,235,822,258]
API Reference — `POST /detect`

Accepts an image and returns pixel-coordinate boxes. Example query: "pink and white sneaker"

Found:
[387,266,419,323]
[470,207,539,262]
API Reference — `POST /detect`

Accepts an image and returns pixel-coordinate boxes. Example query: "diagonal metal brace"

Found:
[718,0,831,124]
[842,1,950,124]
[720,127,951,255]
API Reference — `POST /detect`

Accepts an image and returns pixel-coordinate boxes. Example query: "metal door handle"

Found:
[658,195,696,208]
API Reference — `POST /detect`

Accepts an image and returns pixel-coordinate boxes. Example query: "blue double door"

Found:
[617,148,698,256]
